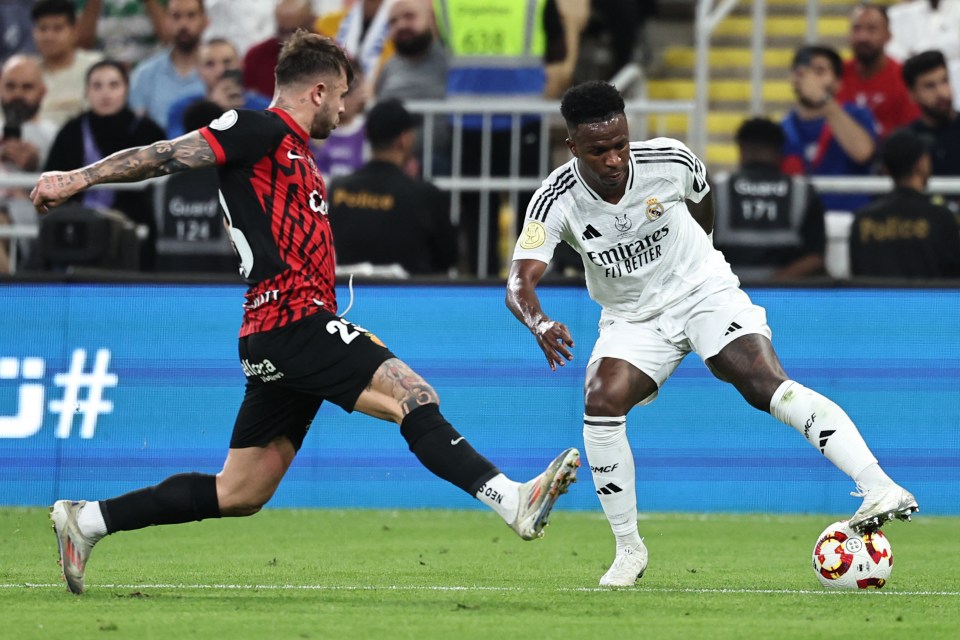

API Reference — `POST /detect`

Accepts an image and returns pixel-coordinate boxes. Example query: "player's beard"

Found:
[310,105,339,139]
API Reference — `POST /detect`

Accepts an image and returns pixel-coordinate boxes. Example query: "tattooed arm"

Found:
[30,131,217,213]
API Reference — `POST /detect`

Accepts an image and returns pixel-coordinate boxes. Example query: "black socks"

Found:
[100,472,221,534]
[400,404,499,495]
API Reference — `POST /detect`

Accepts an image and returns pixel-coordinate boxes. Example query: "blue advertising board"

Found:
[1,283,957,516]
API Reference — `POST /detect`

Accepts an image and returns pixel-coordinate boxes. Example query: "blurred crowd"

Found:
[1,0,656,276]
[0,0,957,282]
[716,1,960,282]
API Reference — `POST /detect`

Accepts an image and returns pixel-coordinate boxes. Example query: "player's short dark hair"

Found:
[275,30,353,88]
[560,81,625,127]
[881,128,929,181]
[902,50,948,89]
[366,99,415,150]
[85,59,129,87]
[792,45,843,79]
[735,117,785,150]
[31,0,77,24]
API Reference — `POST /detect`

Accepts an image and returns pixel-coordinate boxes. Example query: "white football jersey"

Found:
[513,138,738,321]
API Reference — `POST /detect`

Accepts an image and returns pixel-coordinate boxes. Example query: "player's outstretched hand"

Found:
[30,171,86,213]
[533,319,574,371]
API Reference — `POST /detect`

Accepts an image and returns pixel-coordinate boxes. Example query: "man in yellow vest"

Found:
[433,0,574,276]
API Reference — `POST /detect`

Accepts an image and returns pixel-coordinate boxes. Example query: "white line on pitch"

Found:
[3,583,959,596]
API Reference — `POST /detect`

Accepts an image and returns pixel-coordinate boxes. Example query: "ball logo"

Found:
[208,109,238,131]
[844,538,864,553]
[519,221,546,249]
[645,197,664,221]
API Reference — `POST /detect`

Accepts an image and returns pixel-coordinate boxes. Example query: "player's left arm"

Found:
[30,131,216,213]
[687,189,714,235]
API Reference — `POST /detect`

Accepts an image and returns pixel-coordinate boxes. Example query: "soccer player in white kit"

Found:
[506,81,918,587]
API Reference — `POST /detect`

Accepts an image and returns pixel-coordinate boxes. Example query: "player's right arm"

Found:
[30,131,217,213]
[506,259,575,372]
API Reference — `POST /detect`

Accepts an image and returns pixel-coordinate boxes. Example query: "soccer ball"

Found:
[812,520,893,589]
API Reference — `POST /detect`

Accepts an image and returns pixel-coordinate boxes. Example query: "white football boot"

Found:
[508,448,580,540]
[849,482,919,533]
[50,500,98,594]
[599,540,649,587]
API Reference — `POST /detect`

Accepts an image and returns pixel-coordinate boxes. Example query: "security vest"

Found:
[714,169,810,248]
[434,0,548,98]
[714,166,814,280]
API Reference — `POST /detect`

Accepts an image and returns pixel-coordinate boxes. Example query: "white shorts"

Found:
[588,280,772,405]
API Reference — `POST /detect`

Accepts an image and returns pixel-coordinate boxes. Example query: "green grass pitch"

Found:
[1,508,958,639]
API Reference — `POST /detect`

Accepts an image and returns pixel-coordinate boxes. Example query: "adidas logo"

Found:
[581,224,603,240]
[596,482,623,495]
[724,321,742,336]
[818,429,836,453]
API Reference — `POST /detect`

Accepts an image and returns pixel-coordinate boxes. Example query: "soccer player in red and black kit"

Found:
[31,31,580,595]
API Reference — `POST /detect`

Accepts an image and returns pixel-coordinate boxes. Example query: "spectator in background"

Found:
[316,0,396,81]
[244,0,316,99]
[850,128,960,278]
[887,0,960,63]
[904,50,960,176]
[204,0,277,57]
[32,0,104,127]
[129,0,208,130]
[44,60,166,270]
[312,58,368,179]
[782,45,878,212]
[0,55,57,172]
[75,0,167,66]
[180,98,225,133]
[714,118,826,282]
[0,0,38,60]
[0,55,58,267]
[328,99,456,276]
[836,3,919,140]
[374,0,448,174]
[166,39,270,138]
[435,0,568,276]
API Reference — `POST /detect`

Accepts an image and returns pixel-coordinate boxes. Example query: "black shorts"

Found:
[230,310,395,450]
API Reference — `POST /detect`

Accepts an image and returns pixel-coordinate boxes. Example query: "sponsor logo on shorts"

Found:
[241,358,284,382]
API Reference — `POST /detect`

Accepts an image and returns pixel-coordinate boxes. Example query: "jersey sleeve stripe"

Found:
[633,154,695,173]
[528,168,574,221]
[199,127,226,165]
[531,177,576,222]
[633,146,697,161]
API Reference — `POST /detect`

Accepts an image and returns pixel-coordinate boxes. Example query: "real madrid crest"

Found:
[645,197,664,221]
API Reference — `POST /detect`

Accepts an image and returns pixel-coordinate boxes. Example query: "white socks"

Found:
[476,473,520,523]
[770,380,888,486]
[583,415,641,549]
[77,500,107,540]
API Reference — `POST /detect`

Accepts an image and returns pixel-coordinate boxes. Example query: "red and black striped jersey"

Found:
[199,108,337,337]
